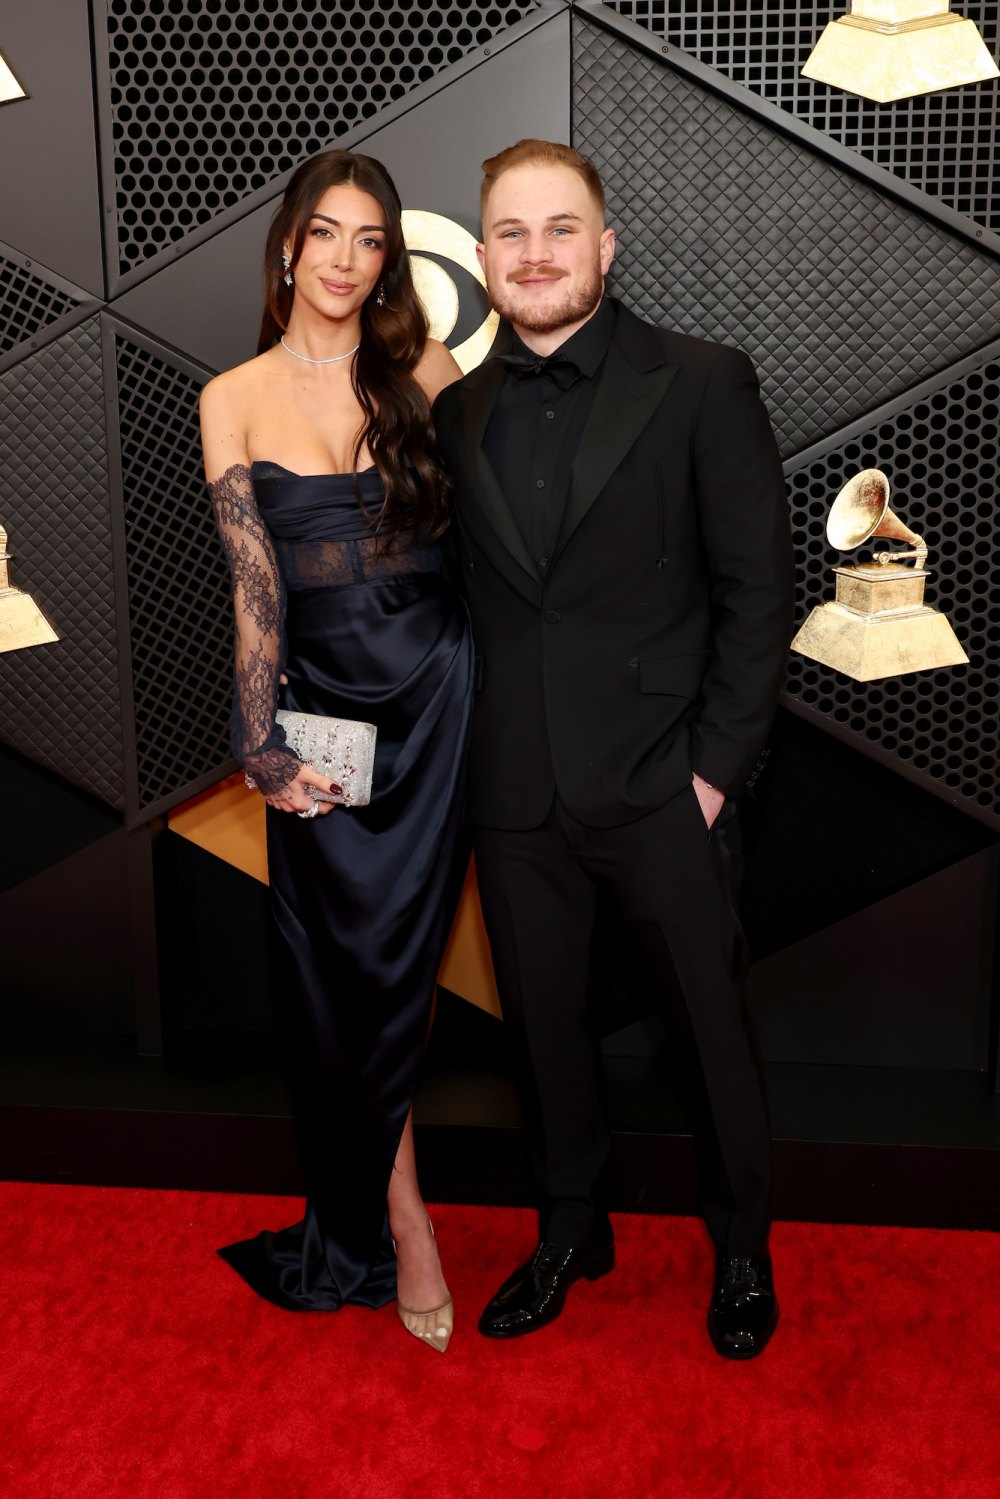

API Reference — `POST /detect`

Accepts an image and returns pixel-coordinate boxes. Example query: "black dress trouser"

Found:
[472,782,771,1257]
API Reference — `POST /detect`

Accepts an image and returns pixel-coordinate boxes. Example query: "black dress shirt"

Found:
[482,298,616,574]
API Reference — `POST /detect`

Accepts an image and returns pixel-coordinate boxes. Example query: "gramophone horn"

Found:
[826,468,923,559]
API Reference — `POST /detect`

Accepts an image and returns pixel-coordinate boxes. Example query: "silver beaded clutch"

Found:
[276,709,377,807]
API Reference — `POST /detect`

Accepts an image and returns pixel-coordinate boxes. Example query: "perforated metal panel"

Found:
[0,251,81,358]
[785,350,999,821]
[115,336,233,811]
[602,0,1000,241]
[0,318,126,810]
[573,18,1000,458]
[102,0,540,277]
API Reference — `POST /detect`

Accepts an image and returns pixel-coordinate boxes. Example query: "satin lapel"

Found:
[458,359,540,583]
[553,337,678,565]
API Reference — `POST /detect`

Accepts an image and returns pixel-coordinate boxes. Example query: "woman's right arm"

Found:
[200,375,303,799]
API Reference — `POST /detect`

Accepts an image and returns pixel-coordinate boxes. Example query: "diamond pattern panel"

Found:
[784,351,1000,824]
[116,337,233,811]
[0,319,125,809]
[102,0,540,277]
[573,20,1000,457]
[0,251,81,358]
[603,1,1000,239]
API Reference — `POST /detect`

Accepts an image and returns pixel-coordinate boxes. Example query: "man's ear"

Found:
[600,227,616,276]
[476,243,486,271]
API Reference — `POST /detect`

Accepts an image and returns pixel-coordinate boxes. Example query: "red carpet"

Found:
[0,1184,997,1499]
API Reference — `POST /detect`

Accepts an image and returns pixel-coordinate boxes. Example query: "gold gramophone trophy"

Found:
[0,520,59,653]
[790,469,968,681]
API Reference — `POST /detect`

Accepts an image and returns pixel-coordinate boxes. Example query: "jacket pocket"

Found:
[637,651,709,697]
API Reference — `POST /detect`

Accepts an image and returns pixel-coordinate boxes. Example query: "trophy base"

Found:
[0,588,59,654]
[791,601,969,682]
[802,13,998,104]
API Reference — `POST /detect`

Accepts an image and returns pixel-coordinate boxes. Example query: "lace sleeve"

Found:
[208,463,302,795]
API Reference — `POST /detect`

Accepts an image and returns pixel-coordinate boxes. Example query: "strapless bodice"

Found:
[250,461,385,542]
[250,461,442,590]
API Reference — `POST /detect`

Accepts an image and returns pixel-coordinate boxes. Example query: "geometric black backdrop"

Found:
[604,0,1000,245]
[2,0,554,821]
[575,9,1000,826]
[98,0,542,282]
[577,21,1000,459]
[784,345,1000,822]
[2,1,998,837]
[0,245,83,361]
[0,316,125,808]
[2,1,998,841]
[114,331,230,813]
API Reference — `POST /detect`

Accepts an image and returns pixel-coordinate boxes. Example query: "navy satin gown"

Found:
[218,463,473,1310]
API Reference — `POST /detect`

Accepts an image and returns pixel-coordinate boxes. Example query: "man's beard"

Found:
[488,264,603,334]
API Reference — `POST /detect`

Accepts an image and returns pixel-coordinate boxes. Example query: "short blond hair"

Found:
[480,139,606,228]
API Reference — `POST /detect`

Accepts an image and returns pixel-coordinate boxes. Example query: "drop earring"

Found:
[282,254,293,287]
[375,284,385,308]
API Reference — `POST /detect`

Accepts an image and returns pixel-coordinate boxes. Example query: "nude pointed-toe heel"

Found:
[397,1293,454,1354]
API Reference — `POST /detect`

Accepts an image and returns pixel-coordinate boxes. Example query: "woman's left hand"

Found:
[266,764,343,817]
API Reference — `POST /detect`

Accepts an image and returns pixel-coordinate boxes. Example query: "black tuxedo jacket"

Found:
[433,301,794,831]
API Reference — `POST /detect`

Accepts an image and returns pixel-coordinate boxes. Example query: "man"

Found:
[434,140,794,1358]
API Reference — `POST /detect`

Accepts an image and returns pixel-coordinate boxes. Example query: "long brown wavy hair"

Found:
[259,150,450,547]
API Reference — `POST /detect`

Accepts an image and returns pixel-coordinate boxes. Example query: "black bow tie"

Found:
[500,352,580,391]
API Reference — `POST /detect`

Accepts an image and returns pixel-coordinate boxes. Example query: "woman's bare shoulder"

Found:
[201,349,278,411]
[201,352,284,478]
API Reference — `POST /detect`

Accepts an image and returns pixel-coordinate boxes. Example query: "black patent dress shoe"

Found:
[478,1238,616,1339]
[707,1252,778,1359]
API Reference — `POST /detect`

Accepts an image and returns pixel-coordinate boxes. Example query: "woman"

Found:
[200,150,471,1352]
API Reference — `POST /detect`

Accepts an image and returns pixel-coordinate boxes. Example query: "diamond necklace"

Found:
[280,335,361,365]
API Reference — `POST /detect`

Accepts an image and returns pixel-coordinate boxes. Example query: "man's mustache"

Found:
[507,269,567,284]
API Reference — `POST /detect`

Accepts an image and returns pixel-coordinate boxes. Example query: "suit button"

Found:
[545,609,561,624]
